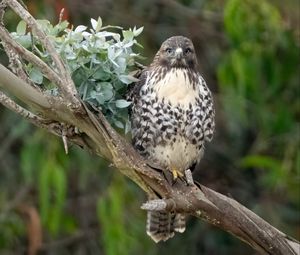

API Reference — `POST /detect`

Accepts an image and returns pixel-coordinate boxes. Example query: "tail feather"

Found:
[146,211,186,242]
[174,213,186,233]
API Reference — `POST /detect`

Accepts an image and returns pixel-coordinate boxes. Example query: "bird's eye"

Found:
[165,48,173,54]
[185,48,192,54]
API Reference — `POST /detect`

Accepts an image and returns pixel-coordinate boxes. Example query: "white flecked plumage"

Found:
[128,36,215,242]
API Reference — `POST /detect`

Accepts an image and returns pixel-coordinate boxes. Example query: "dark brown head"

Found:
[152,36,198,69]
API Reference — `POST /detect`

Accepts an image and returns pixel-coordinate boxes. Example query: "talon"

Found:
[171,168,183,181]
[172,169,178,180]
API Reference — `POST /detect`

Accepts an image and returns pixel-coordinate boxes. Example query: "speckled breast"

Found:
[131,69,206,172]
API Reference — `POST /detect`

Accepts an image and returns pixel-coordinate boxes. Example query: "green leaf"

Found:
[51,20,69,36]
[133,26,143,37]
[57,20,69,31]
[36,19,52,33]
[91,17,102,32]
[92,91,105,104]
[102,89,114,101]
[115,99,131,108]
[29,68,43,84]
[99,82,113,90]
[119,74,139,84]
[114,119,124,129]
[122,30,134,41]
[74,25,87,33]
[14,34,31,48]
[16,20,26,35]
[95,17,102,32]
[93,70,111,81]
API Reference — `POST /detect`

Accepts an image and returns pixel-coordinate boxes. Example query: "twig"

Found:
[0,90,65,139]
[61,123,69,154]
[0,91,47,125]
[59,8,65,23]
[0,89,86,151]
[0,91,63,139]
[0,26,64,91]
[6,0,80,108]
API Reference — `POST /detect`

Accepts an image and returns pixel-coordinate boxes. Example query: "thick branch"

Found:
[0,63,50,110]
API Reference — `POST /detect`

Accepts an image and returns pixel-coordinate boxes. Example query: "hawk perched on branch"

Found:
[128,36,215,242]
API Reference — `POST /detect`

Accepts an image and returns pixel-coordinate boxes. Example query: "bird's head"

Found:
[153,36,198,69]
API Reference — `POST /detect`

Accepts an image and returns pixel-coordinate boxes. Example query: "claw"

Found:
[169,168,192,186]
[171,168,183,181]
[172,169,178,180]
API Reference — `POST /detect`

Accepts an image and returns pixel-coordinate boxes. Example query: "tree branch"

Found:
[5,0,80,108]
[0,90,47,126]
[0,2,299,254]
[0,26,63,90]
[0,63,50,110]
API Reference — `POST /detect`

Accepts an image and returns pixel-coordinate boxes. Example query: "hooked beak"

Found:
[175,48,183,60]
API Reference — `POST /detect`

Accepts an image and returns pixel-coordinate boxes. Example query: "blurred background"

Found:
[0,0,299,254]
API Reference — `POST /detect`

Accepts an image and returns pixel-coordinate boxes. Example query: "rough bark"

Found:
[0,1,299,254]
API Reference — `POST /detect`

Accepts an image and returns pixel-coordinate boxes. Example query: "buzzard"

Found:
[128,36,215,242]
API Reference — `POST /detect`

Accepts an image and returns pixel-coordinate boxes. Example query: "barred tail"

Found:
[146,211,186,243]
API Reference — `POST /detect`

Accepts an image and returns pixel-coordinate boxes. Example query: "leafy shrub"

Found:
[10,17,143,131]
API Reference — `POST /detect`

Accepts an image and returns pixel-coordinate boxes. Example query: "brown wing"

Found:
[126,68,148,104]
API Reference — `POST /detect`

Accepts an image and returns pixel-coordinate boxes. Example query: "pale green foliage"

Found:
[10,18,143,131]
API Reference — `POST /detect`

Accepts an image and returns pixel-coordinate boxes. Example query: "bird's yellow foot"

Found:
[171,168,183,181]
